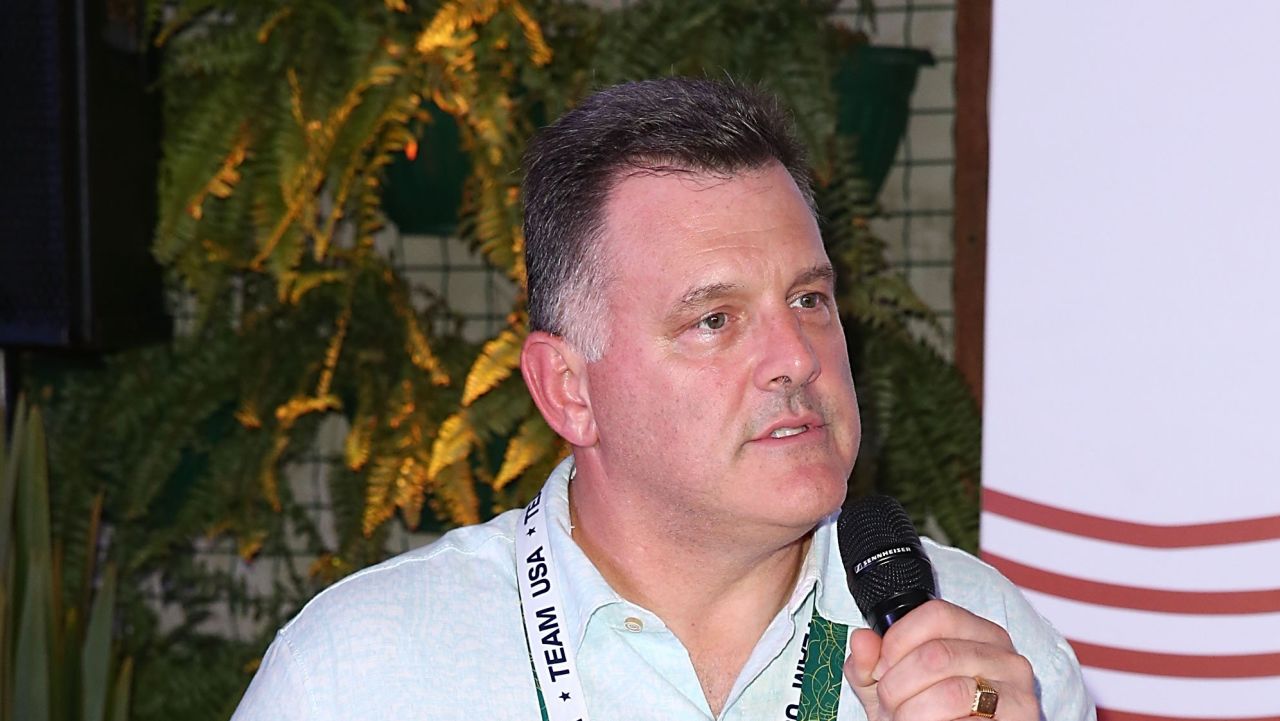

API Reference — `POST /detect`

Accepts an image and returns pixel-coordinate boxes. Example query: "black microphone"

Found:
[837,494,937,636]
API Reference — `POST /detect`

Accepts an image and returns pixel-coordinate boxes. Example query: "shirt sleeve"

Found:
[999,582,1097,721]
[231,631,320,721]
[1038,635,1097,721]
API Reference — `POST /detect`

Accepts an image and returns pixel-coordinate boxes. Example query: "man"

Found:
[232,77,1093,720]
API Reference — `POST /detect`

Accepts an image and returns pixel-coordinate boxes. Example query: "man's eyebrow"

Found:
[667,282,740,321]
[794,264,836,288]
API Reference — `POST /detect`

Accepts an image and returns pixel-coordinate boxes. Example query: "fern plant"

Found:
[28,0,979,715]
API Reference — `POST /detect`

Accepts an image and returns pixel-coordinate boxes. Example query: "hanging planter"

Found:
[835,45,936,200]
[381,104,471,236]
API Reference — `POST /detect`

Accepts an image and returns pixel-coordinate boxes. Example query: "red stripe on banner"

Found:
[982,552,1280,614]
[1070,639,1280,678]
[983,488,1280,547]
[1098,709,1280,721]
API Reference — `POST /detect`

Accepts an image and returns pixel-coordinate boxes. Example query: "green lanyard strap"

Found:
[528,612,848,721]
[797,615,849,721]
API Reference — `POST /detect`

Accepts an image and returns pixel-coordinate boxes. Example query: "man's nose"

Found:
[753,310,821,391]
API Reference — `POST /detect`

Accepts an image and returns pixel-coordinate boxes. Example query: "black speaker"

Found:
[0,0,169,350]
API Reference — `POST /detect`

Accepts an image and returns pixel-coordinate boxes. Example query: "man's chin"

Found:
[759,471,847,522]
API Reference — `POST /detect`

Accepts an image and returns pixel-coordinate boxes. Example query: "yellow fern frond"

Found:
[428,412,475,480]
[493,413,555,491]
[462,327,525,406]
[234,402,263,429]
[510,1,552,66]
[287,67,306,130]
[316,303,352,397]
[387,379,416,429]
[185,136,248,219]
[404,314,450,385]
[285,270,346,305]
[261,434,290,511]
[511,227,527,288]
[368,63,402,86]
[275,394,342,427]
[393,455,430,530]
[416,0,507,59]
[434,460,480,526]
[309,553,354,584]
[416,3,465,56]
[238,530,268,562]
[256,7,293,43]
[344,415,374,470]
[363,455,399,536]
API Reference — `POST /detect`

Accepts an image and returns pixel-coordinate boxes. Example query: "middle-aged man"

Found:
[231,77,1093,720]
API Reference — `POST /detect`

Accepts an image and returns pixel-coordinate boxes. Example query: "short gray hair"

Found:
[521,77,813,361]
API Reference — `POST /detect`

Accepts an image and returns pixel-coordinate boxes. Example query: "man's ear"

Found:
[520,331,597,447]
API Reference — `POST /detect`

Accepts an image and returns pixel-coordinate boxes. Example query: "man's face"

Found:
[581,161,861,541]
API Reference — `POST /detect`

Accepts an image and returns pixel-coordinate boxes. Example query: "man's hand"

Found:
[842,600,1039,721]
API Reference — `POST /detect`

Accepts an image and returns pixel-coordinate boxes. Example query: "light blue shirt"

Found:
[232,458,1094,720]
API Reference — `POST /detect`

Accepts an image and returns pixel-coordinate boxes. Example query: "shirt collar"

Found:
[811,511,867,629]
[542,456,626,649]
[539,456,869,651]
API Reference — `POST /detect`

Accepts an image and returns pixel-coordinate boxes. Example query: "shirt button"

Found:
[623,617,644,632]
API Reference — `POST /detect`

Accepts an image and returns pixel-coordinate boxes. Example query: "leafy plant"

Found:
[2,399,132,721]
[27,0,980,716]
[138,0,976,551]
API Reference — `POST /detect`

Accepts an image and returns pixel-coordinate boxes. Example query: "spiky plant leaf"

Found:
[13,407,53,721]
[462,327,525,406]
[431,461,480,527]
[0,398,25,580]
[427,413,476,481]
[108,658,133,721]
[80,564,117,721]
[14,563,52,721]
[493,413,556,491]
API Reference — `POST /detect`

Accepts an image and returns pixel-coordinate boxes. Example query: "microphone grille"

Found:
[837,495,936,618]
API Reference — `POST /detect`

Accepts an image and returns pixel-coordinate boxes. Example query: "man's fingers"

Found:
[875,638,1036,718]
[889,675,1038,721]
[841,602,1038,721]
[844,627,885,718]
[845,628,883,687]
[877,600,1014,672]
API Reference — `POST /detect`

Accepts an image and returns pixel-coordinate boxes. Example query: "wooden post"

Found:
[953,0,992,407]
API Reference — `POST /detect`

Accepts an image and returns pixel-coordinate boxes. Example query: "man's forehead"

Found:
[601,162,801,235]
[593,163,828,312]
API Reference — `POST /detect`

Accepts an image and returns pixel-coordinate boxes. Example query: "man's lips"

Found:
[754,413,825,441]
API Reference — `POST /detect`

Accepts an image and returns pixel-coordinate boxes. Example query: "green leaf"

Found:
[81,565,118,721]
[108,657,133,721]
[1,585,9,721]
[14,555,51,721]
[0,398,27,580]
[13,403,53,721]
[19,408,52,559]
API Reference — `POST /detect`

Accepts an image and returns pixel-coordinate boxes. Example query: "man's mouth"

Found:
[769,425,810,439]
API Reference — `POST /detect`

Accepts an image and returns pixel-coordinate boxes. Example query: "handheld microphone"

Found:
[837,494,937,636]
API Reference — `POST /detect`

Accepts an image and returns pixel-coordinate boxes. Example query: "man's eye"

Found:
[793,292,823,309]
[697,312,729,331]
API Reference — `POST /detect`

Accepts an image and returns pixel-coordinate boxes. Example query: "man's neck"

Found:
[567,469,814,715]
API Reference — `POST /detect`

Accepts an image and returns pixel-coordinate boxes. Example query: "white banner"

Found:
[984,3,1280,719]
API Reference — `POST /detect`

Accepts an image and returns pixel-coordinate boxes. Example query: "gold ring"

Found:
[971,676,999,718]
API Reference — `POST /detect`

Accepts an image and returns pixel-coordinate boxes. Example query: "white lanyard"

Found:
[517,486,591,721]
[515,481,842,721]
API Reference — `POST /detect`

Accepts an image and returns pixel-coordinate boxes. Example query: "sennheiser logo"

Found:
[854,546,911,575]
